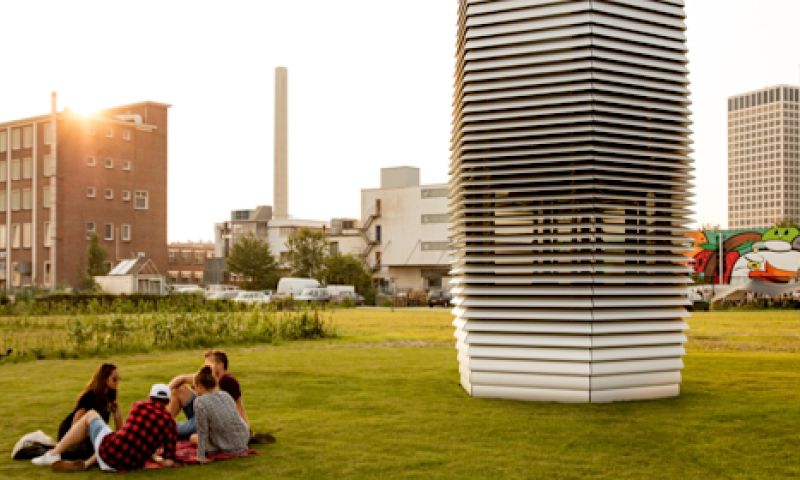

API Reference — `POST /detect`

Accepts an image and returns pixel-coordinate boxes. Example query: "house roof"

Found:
[108,257,160,276]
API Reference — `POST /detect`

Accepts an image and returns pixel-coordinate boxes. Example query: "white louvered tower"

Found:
[450,0,693,403]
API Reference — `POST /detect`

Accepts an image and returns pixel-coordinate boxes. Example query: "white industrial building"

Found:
[327,166,452,292]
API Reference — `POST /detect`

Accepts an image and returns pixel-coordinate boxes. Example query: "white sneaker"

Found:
[31,451,61,466]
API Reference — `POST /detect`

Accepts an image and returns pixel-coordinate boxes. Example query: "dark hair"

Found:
[79,363,117,407]
[194,366,217,390]
[204,349,228,370]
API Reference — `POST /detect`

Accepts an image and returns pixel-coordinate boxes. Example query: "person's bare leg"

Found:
[51,410,98,455]
[168,385,194,417]
[83,454,97,468]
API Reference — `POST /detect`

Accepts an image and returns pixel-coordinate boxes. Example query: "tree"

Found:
[81,232,109,290]
[227,234,279,290]
[285,228,327,279]
[322,254,375,303]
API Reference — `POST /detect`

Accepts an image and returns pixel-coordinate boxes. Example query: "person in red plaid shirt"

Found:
[32,383,177,472]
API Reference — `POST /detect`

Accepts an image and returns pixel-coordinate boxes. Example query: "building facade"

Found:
[212,206,328,279]
[167,241,214,285]
[451,0,692,402]
[728,85,800,228]
[360,167,451,292]
[0,100,169,290]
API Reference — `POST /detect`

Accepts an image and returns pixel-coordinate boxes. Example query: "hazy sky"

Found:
[1,1,799,241]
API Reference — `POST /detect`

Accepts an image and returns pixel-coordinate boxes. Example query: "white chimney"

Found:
[274,66,288,219]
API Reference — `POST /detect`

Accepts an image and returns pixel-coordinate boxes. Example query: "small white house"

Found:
[94,257,166,295]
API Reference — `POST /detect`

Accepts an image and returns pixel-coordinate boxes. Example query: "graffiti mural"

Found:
[688,227,800,284]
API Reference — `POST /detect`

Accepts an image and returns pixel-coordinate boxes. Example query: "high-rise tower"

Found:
[728,85,800,229]
[450,0,693,402]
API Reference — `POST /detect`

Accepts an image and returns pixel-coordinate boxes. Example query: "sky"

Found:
[1,1,799,241]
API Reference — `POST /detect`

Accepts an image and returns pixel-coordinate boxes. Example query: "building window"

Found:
[43,261,52,287]
[104,188,113,200]
[168,249,178,265]
[122,160,132,171]
[105,157,113,169]
[421,213,449,224]
[11,159,20,180]
[122,190,131,202]
[421,241,449,251]
[105,127,113,138]
[11,128,21,150]
[121,224,131,242]
[22,157,32,179]
[87,187,96,198]
[43,221,52,247]
[134,190,149,209]
[42,186,51,208]
[0,161,6,181]
[11,224,20,249]
[22,188,31,210]
[87,156,96,167]
[421,187,448,198]
[22,223,31,248]
[375,225,382,242]
[11,262,20,287]
[42,122,53,145]
[0,131,6,151]
[182,251,192,264]
[104,223,114,241]
[43,154,55,176]
[22,126,33,149]
[0,225,6,249]
[11,189,20,211]
[122,129,132,141]
[194,251,204,265]
[86,222,96,237]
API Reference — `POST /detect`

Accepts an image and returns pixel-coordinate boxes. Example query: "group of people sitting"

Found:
[31,349,251,472]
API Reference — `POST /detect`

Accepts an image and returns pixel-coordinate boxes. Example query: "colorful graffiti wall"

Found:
[688,227,800,285]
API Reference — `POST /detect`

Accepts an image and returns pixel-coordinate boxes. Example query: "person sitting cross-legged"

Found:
[32,384,177,472]
[168,349,250,439]
[190,366,250,463]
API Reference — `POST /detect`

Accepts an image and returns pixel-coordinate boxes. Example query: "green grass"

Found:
[0,309,798,479]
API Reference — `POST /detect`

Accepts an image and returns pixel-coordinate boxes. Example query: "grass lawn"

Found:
[0,308,798,479]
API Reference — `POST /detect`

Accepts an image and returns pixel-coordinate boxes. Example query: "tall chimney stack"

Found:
[274,66,288,219]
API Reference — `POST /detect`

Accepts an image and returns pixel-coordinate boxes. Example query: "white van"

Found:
[295,287,330,303]
[276,277,321,297]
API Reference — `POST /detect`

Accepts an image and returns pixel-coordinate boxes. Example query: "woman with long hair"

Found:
[56,363,122,468]
[191,366,250,463]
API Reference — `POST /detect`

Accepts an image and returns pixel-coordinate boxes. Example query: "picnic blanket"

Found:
[143,440,258,469]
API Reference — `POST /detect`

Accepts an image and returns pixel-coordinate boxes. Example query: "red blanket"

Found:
[143,440,258,469]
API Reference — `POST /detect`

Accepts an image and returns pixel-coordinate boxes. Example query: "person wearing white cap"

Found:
[32,383,178,472]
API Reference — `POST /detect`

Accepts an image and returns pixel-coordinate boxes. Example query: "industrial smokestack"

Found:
[274,66,288,219]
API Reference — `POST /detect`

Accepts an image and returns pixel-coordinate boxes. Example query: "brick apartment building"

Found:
[0,100,169,289]
[167,241,214,285]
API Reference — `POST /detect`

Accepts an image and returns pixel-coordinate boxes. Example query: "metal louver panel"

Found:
[451,0,692,403]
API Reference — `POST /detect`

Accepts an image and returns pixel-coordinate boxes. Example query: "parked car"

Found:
[205,284,240,300]
[170,284,204,295]
[232,291,272,304]
[295,287,330,303]
[276,277,321,297]
[332,290,365,305]
[427,289,452,307]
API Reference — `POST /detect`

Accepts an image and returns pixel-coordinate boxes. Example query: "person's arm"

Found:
[161,416,178,466]
[168,374,194,390]
[235,396,250,430]
[112,401,122,430]
[71,408,87,425]
[195,400,210,461]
